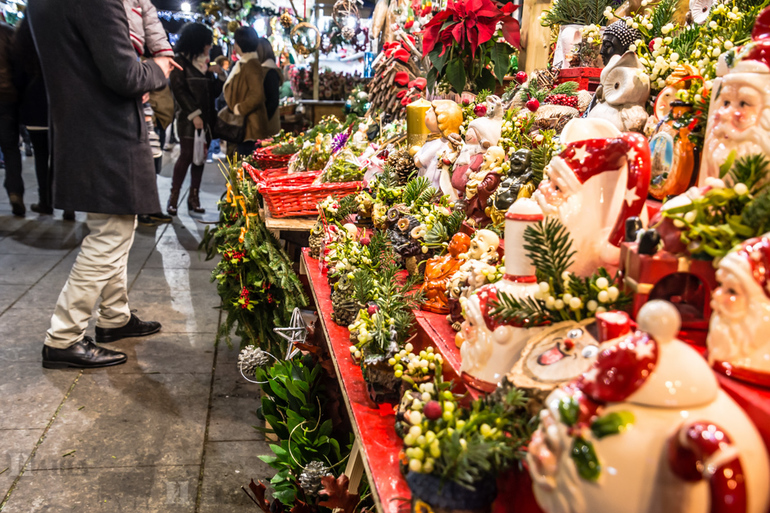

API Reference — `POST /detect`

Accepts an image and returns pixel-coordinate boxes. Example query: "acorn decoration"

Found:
[309,218,324,259]
[386,149,417,185]
[331,274,362,327]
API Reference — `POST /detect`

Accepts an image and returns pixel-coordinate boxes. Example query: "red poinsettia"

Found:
[422,0,520,58]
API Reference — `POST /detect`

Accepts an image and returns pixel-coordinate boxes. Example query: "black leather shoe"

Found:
[42,336,127,369]
[95,313,161,343]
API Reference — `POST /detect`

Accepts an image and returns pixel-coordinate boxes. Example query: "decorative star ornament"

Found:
[274,308,308,360]
[624,186,640,206]
[572,145,590,165]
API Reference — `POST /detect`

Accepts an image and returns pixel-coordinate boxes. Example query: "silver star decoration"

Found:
[274,308,308,360]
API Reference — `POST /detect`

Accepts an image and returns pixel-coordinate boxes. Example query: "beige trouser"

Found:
[45,213,137,349]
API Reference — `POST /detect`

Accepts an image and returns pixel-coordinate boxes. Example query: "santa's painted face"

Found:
[712,268,749,321]
[713,83,763,133]
[527,391,586,513]
[533,178,565,216]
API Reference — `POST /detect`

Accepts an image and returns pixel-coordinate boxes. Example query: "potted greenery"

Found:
[391,353,533,513]
[422,0,521,94]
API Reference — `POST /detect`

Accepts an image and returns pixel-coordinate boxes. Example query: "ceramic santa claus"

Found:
[457,198,545,390]
[532,118,651,277]
[701,6,770,186]
[527,300,769,513]
[708,234,770,386]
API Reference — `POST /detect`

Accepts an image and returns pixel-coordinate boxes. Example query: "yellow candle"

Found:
[406,98,431,156]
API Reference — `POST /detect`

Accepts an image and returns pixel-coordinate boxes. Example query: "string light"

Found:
[181,1,191,12]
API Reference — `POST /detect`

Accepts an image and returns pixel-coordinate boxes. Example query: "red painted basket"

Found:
[261,179,363,218]
[251,146,293,169]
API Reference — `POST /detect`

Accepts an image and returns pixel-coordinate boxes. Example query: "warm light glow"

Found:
[181,1,191,12]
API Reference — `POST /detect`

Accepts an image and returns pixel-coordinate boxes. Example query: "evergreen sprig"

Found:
[403,177,435,206]
[648,0,678,39]
[524,217,576,285]
[549,81,578,96]
[540,0,615,27]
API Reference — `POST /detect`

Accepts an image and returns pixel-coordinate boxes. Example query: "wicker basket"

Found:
[261,179,363,218]
[252,146,294,169]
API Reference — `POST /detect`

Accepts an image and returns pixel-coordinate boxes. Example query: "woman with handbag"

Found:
[223,27,272,158]
[168,22,221,216]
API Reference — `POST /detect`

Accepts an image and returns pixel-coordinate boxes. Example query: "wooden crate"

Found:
[556,67,603,92]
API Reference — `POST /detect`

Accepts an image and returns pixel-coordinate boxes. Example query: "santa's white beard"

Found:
[708,299,770,367]
[705,110,770,181]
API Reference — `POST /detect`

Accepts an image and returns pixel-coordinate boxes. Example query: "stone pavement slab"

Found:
[0,155,275,512]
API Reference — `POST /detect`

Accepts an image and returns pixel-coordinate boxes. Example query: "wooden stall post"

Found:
[519,0,552,73]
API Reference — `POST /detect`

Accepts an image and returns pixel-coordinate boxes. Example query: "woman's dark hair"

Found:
[234,27,259,53]
[174,23,213,58]
[255,37,276,63]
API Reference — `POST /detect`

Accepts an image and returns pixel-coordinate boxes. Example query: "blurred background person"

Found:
[0,19,23,216]
[168,22,220,216]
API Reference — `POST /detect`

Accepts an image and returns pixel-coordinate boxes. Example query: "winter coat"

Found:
[223,53,273,142]
[11,17,46,128]
[149,84,174,131]
[123,0,173,57]
[0,22,17,103]
[27,0,168,214]
[169,54,221,140]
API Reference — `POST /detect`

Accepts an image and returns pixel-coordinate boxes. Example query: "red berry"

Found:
[544,94,579,108]
[474,104,487,117]
[360,236,371,246]
[526,98,540,112]
[423,401,442,420]
[515,71,528,84]
[368,304,379,315]
[462,98,471,106]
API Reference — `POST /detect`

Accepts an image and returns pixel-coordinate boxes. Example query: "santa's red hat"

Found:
[730,5,770,72]
[720,234,770,300]
[548,132,651,247]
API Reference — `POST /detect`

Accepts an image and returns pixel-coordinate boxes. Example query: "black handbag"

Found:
[214,105,245,143]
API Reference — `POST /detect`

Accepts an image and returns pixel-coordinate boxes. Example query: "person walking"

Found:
[0,20,23,217]
[256,37,283,139]
[224,28,270,158]
[167,22,220,216]
[27,0,174,369]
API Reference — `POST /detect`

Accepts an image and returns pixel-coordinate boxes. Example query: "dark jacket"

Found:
[169,54,221,140]
[224,57,269,142]
[11,17,46,128]
[27,0,167,214]
[0,21,17,103]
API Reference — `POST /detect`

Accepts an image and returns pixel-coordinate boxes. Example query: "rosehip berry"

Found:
[526,98,540,112]
[360,236,371,246]
[423,400,443,420]
[474,104,487,117]
[368,304,379,315]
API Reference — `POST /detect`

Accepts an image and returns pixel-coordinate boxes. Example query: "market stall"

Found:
[200,0,770,512]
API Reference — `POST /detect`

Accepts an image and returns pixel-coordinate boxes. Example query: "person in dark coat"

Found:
[168,22,221,216]
[27,0,176,369]
[0,20,23,217]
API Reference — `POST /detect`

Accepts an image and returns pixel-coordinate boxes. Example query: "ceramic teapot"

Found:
[707,233,770,387]
[527,300,770,513]
[457,198,545,390]
[532,118,651,277]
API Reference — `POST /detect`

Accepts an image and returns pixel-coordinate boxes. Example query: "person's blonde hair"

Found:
[432,100,463,138]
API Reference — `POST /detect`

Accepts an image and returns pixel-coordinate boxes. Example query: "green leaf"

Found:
[445,58,466,94]
[476,67,496,93]
[571,436,601,481]
[558,397,580,427]
[590,411,635,439]
[259,455,279,465]
[719,150,737,179]
[270,444,288,457]
[431,47,449,75]
[272,489,297,506]
[491,42,512,85]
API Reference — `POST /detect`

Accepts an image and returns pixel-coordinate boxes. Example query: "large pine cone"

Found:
[386,149,417,185]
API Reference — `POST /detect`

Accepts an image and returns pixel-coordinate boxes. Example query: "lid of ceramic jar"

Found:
[579,301,718,408]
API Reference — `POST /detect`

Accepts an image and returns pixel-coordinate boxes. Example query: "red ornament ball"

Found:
[474,104,487,117]
[515,71,528,84]
[423,400,442,420]
[526,98,540,112]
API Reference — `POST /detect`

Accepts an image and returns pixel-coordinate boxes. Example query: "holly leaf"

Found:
[558,397,579,427]
[445,58,466,94]
[491,42,512,85]
[591,411,635,439]
[318,475,360,513]
[571,437,601,481]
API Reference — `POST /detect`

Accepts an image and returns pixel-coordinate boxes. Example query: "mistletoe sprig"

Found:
[490,218,630,327]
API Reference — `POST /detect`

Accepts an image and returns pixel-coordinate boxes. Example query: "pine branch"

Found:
[742,190,770,234]
[549,81,578,96]
[489,292,554,327]
[669,26,700,59]
[523,218,576,285]
[530,133,555,186]
[649,0,677,39]
[727,154,770,194]
[402,177,433,206]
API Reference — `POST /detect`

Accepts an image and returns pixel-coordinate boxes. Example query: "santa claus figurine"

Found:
[701,5,770,186]
[527,300,770,513]
[533,118,651,277]
[708,233,770,386]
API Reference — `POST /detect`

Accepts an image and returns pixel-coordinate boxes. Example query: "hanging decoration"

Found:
[291,22,321,56]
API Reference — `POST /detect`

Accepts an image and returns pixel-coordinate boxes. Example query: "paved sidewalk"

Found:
[0,151,273,512]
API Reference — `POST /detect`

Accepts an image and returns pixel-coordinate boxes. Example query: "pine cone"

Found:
[299,461,331,498]
[238,346,270,375]
[386,149,417,185]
